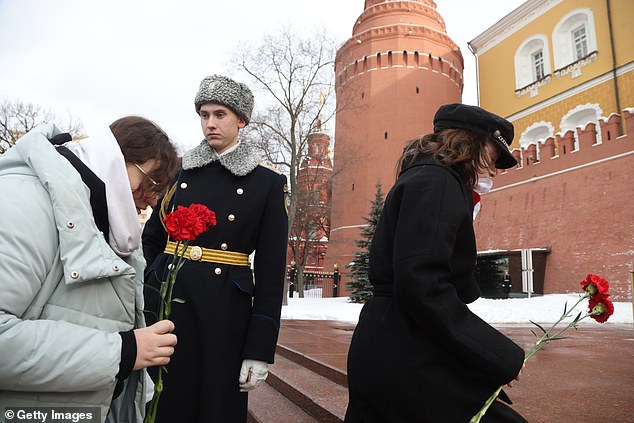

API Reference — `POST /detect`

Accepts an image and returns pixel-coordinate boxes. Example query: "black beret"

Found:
[433,103,517,169]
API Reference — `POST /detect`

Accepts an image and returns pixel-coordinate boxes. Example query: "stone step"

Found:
[276,344,348,387]
[248,320,353,422]
[248,381,318,423]
[263,354,348,422]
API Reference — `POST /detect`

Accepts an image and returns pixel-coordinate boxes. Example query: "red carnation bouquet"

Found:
[471,274,615,422]
[145,204,216,423]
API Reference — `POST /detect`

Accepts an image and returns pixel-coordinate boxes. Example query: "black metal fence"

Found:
[288,265,340,298]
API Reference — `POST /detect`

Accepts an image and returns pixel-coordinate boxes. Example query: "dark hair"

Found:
[397,129,493,188]
[109,116,180,195]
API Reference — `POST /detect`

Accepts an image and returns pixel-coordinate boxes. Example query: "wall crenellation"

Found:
[336,49,463,88]
[494,109,633,188]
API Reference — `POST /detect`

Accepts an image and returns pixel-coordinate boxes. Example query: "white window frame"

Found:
[532,50,545,81]
[572,24,589,60]
[553,9,597,69]
[514,34,551,89]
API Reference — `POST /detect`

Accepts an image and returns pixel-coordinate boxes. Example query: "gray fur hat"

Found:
[194,74,254,125]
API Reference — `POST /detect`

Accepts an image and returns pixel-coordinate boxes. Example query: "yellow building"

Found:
[469,0,633,162]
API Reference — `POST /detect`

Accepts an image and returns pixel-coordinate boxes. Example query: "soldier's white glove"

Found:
[239,359,268,392]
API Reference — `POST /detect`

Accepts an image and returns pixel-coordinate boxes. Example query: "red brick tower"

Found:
[326,0,464,291]
[288,120,333,272]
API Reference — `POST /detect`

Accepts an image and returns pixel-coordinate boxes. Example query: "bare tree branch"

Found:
[232,25,341,299]
[234,27,336,215]
[0,99,83,154]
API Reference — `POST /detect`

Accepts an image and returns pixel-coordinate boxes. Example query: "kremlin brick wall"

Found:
[474,110,634,301]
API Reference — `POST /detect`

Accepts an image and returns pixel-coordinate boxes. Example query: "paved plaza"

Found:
[276,320,634,423]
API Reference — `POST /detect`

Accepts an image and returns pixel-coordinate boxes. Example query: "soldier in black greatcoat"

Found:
[142,75,288,422]
[345,104,528,423]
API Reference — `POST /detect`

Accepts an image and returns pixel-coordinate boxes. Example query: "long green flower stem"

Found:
[470,385,503,423]
[524,293,589,361]
[471,293,591,423]
[144,241,188,423]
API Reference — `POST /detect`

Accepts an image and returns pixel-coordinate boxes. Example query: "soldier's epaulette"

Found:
[258,162,283,175]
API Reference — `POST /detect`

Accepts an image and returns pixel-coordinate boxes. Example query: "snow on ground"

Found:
[281,294,633,325]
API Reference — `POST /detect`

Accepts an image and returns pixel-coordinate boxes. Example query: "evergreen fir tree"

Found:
[346,180,385,303]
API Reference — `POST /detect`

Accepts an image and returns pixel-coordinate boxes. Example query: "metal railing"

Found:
[288,266,340,298]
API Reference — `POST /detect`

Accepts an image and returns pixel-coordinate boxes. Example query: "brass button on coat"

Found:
[180,182,188,189]
[228,214,235,221]
[214,267,222,275]
[236,188,244,195]
[220,243,228,250]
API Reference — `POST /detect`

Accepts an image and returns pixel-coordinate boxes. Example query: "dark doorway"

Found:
[475,255,509,298]
[476,249,549,298]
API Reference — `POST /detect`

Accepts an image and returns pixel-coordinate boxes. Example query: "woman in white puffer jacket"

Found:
[0,117,179,423]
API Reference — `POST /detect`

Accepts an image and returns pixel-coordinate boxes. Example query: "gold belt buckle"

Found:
[190,246,203,261]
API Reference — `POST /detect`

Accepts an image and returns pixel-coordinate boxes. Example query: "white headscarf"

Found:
[62,126,141,257]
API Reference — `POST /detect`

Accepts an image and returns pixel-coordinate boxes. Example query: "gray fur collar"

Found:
[181,140,261,176]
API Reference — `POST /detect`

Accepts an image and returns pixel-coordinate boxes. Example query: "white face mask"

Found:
[474,177,493,194]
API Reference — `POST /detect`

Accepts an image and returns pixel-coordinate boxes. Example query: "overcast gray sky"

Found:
[0,0,525,149]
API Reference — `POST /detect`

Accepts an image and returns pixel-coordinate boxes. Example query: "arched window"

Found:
[520,121,554,161]
[552,9,597,69]
[560,104,602,150]
[514,34,551,89]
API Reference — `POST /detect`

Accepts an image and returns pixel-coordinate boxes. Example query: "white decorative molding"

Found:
[515,75,552,98]
[490,151,634,193]
[521,121,555,145]
[560,103,603,129]
[364,1,438,17]
[553,51,598,79]
[560,103,603,148]
[469,0,564,55]
[330,224,368,233]
[353,22,457,49]
[507,62,634,122]
[520,121,554,161]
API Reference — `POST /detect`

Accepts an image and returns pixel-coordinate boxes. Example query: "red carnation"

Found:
[588,295,614,323]
[580,274,610,298]
[473,272,617,422]
[163,204,216,241]
[164,206,197,241]
[189,203,217,229]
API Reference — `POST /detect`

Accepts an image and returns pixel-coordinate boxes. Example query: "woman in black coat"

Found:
[345,104,527,423]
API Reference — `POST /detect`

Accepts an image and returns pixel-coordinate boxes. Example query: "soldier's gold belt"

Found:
[164,241,250,267]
